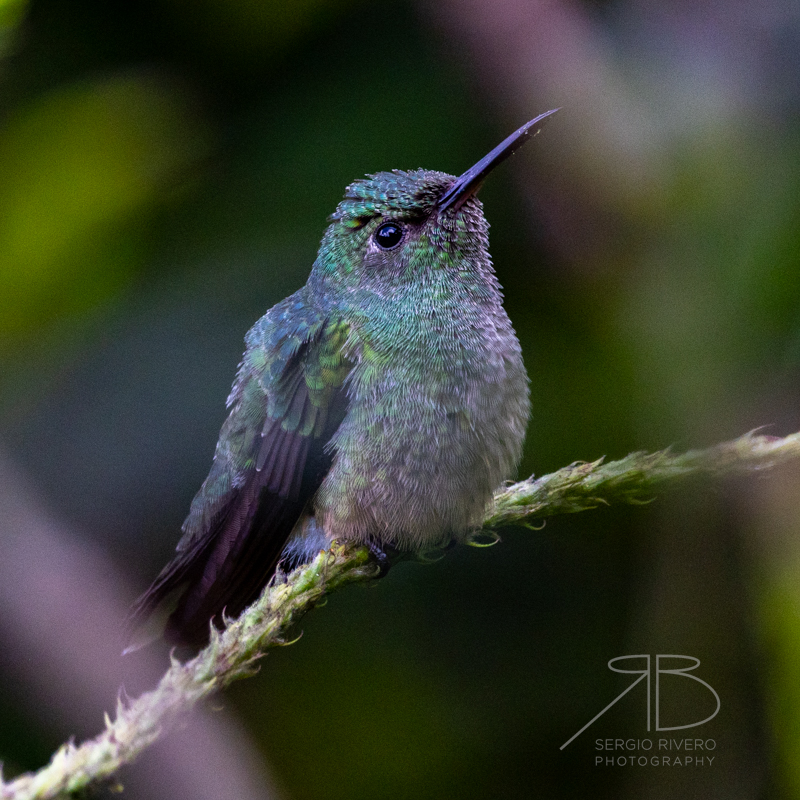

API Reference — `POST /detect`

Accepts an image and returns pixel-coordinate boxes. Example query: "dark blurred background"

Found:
[1,0,800,797]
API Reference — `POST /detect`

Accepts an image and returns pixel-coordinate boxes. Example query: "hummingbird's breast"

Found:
[314,275,530,550]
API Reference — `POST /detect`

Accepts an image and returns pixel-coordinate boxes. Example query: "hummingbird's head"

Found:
[311,110,559,293]
[312,168,490,295]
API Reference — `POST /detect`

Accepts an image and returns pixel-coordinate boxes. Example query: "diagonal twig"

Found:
[3,429,800,800]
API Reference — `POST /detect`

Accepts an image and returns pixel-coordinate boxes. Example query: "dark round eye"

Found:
[374,222,404,250]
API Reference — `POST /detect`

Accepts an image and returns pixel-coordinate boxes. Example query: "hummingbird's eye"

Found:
[374,222,404,250]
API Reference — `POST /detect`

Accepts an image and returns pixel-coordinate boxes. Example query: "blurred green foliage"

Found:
[0,74,210,342]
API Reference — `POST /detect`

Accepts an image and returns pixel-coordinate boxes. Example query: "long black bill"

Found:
[438,108,560,213]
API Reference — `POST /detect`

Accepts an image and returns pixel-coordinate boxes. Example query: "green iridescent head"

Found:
[311,110,559,289]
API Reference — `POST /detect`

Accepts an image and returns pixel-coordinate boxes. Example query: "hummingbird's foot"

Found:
[366,539,400,577]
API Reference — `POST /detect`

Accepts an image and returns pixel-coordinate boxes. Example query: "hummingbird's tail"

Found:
[167,471,309,647]
[125,401,343,650]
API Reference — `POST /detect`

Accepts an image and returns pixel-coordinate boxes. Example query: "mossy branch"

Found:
[487,429,800,526]
[3,429,800,800]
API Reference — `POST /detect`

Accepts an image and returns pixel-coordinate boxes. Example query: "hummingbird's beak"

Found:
[437,108,560,213]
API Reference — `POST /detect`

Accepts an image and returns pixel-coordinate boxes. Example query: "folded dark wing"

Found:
[127,294,350,648]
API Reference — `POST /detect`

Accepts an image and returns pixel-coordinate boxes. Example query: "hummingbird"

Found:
[127,110,558,648]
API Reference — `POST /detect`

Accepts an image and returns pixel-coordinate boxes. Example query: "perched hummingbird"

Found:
[128,110,558,648]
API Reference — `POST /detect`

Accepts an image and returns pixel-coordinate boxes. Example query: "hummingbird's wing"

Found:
[127,291,350,648]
